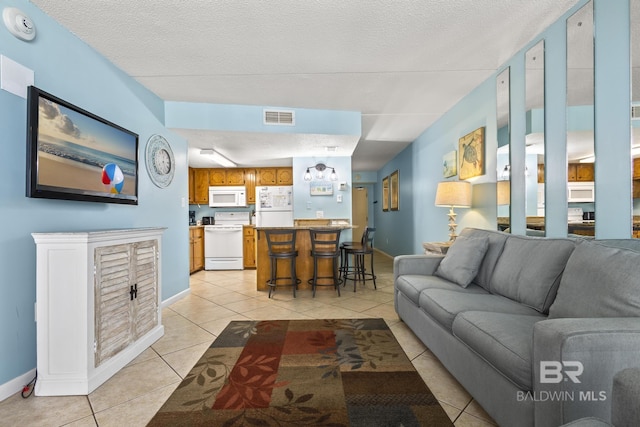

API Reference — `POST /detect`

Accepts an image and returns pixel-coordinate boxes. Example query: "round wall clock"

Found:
[145,134,175,188]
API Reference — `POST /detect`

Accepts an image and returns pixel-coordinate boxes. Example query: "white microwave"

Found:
[567,181,595,203]
[209,186,246,207]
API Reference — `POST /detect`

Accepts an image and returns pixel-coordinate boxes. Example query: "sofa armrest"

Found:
[393,254,444,282]
[532,318,640,427]
[611,367,640,427]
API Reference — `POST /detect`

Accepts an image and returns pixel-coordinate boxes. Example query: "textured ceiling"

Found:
[30,0,580,170]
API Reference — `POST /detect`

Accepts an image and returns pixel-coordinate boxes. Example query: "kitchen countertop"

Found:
[255,225,354,230]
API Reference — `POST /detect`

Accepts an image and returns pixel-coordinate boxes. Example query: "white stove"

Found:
[204,212,250,270]
[568,207,584,224]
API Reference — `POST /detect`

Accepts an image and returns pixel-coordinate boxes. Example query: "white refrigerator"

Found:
[255,185,294,227]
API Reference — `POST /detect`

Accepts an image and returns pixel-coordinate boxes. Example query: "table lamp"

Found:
[435,181,472,242]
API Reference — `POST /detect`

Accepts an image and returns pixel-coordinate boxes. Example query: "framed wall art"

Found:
[458,126,485,180]
[390,170,399,211]
[382,176,389,211]
[443,150,457,178]
[310,182,333,196]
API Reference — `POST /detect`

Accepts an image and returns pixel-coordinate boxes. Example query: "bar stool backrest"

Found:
[361,227,376,251]
[265,229,297,256]
[309,228,342,256]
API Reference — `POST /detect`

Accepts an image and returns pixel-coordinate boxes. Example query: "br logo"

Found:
[540,361,584,384]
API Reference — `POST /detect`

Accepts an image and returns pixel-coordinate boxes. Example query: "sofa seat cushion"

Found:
[453,311,545,390]
[396,274,488,306]
[419,288,541,332]
[549,241,640,319]
[490,235,576,313]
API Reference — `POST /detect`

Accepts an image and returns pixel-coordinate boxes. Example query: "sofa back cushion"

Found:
[490,235,576,313]
[459,228,509,291]
[549,241,640,318]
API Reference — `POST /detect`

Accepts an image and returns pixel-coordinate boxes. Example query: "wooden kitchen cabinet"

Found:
[188,168,195,204]
[537,164,544,183]
[568,164,577,181]
[256,167,293,186]
[276,168,294,185]
[245,169,256,203]
[576,163,594,181]
[567,163,594,182]
[209,167,245,186]
[243,226,256,268]
[209,168,226,185]
[226,169,245,185]
[190,227,204,273]
[257,168,277,185]
[193,168,210,204]
[633,158,640,179]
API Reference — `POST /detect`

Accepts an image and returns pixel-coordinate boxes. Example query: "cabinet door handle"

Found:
[130,283,138,300]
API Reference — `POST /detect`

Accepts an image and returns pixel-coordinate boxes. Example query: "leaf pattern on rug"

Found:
[177,353,232,410]
[212,353,289,410]
[228,320,259,339]
[219,388,347,427]
[318,329,400,377]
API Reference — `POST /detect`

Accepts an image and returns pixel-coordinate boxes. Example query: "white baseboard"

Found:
[162,287,190,308]
[0,368,36,403]
[373,248,394,260]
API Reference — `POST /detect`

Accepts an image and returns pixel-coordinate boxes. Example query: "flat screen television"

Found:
[26,86,139,205]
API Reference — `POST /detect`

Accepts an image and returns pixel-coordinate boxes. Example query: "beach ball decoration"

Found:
[102,163,124,194]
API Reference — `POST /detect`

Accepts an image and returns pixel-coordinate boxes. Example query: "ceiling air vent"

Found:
[263,109,295,126]
[632,104,640,121]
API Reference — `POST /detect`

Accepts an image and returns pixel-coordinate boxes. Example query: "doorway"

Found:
[352,187,368,239]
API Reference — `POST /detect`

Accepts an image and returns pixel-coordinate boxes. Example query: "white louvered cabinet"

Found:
[32,228,165,396]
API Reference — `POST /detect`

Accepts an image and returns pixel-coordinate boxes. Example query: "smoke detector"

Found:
[3,7,36,41]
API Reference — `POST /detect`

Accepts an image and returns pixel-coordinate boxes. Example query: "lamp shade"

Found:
[435,181,472,208]
[496,180,511,205]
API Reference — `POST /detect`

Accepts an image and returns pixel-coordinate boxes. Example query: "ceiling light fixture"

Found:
[200,149,236,167]
[303,163,337,181]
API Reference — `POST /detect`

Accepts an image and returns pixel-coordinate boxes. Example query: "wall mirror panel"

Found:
[632,0,640,238]
[525,40,545,235]
[496,68,511,232]
[566,0,595,237]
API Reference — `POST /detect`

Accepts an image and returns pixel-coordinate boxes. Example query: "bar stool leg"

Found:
[290,257,297,298]
[268,257,276,298]
[333,257,341,296]
[369,253,377,289]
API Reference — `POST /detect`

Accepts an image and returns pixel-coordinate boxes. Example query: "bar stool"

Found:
[339,227,366,281]
[307,228,342,297]
[342,227,376,292]
[264,229,300,298]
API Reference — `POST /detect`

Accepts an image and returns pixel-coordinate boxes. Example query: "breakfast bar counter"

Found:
[255,220,353,292]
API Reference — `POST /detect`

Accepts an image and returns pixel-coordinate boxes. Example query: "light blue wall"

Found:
[374,146,416,255]
[353,171,377,184]
[292,156,353,240]
[0,0,189,389]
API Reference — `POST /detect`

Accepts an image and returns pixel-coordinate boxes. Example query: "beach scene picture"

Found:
[36,96,137,197]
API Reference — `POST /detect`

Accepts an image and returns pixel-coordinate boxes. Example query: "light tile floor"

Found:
[0,253,497,426]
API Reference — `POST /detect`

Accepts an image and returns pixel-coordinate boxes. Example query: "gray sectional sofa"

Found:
[393,227,640,427]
